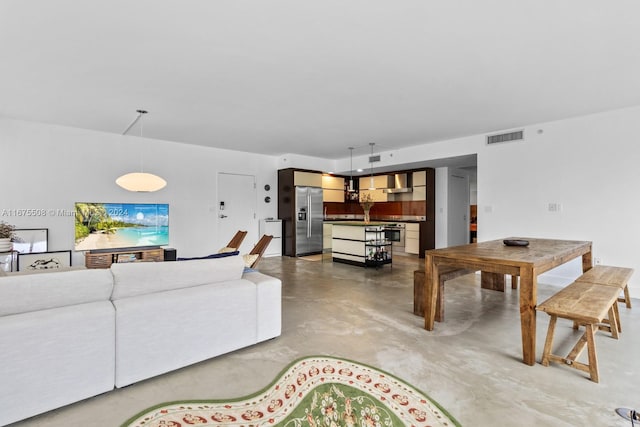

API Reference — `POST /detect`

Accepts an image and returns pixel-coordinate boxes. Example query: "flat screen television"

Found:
[74,202,169,252]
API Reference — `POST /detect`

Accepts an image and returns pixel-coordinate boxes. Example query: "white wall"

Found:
[0,118,279,264]
[477,107,640,289]
[336,106,640,294]
[3,104,640,296]
[435,167,448,249]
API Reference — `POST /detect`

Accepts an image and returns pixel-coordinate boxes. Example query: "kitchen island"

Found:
[331,222,393,267]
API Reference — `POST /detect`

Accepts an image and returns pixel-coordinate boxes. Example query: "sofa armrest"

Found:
[243,271,282,341]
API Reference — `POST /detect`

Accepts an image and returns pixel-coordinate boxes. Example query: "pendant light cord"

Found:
[122,109,148,135]
[369,142,375,190]
[348,147,354,192]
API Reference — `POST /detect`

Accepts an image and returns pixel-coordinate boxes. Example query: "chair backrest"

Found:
[249,234,273,268]
[226,230,248,250]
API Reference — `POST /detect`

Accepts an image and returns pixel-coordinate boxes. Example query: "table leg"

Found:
[424,254,438,331]
[519,268,537,366]
[582,250,592,273]
[481,272,505,291]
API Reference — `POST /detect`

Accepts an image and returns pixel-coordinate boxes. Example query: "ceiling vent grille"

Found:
[487,130,524,145]
[368,154,381,163]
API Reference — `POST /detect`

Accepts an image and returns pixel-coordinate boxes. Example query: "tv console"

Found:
[85,247,164,269]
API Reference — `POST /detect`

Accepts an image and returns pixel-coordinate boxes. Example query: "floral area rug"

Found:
[121,355,460,427]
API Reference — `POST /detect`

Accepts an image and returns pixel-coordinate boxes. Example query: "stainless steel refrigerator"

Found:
[295,186,323,256]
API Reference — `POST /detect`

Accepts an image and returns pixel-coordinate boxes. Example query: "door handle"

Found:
[219,214,228,219]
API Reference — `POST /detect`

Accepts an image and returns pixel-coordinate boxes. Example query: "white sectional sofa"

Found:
[0,255,281,426]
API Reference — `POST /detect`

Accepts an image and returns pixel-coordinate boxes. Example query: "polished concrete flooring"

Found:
[10,255,639,427]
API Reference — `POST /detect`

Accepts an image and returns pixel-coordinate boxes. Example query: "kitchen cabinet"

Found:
[359,175,391,190]
[359,176,391,202]
[322,176,344,190]
[412,186,426,201]
[294,171,322,187]
[323,190,344,202]
[322,175,345,202]
[412,170,427,201]
[260,219,282,257]
[405,223,420,254]
[323,223,333,252]
[413,170,426,186]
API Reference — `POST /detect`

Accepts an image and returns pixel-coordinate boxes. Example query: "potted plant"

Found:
[0,221,15,252]
[359,193,374,224]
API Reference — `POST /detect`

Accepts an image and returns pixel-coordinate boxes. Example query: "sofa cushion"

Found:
[217,246,237,254]
[0,269,114,317]
[242,253,259,268]
[110,255,245,300]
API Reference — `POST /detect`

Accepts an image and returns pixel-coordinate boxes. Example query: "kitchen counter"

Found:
[324,216,425,222]
[324,221,396,227]
[331,224,393,267]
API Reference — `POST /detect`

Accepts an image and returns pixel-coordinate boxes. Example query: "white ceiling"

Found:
[2,0,640,160]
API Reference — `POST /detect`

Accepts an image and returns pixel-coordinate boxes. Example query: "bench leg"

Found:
[585,324,599,383]
[622,285,632,309]
[541,316,557,366]
[511,275,518,289]
[610,305,620,336]
[564,325,599,383]
[541,318,601,382]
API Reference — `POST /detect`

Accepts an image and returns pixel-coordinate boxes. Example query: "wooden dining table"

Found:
[424,237,592,366]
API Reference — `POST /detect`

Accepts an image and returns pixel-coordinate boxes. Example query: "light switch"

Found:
[548,203,562,212]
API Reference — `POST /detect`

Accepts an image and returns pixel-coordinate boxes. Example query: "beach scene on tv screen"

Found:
[75,203,169,251]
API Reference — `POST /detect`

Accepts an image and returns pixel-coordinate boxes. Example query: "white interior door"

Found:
[217,173,257,254]
[448,172,470,247]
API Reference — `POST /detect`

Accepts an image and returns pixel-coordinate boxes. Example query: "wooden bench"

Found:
[414,267,476,321]
[536,281,622,383]
[575,265,633,309]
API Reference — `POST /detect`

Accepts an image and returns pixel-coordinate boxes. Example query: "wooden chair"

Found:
[247,234,273,268]
[225,230,247,250]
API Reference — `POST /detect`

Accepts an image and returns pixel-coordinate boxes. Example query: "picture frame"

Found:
[18,250,72,272]
[12,228,48,254]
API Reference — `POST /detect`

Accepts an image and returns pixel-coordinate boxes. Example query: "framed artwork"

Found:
[18,250,72,272]
[12,228,48,254]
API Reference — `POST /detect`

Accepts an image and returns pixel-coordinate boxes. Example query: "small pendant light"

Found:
[348,147,354,192]
[368,142,375,190]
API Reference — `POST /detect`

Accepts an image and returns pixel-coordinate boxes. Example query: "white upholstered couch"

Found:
[0,255,281,426]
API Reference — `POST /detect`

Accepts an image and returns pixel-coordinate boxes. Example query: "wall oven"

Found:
[384,224,405,252]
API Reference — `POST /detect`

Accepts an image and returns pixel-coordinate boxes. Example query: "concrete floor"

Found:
[9,255,639,427]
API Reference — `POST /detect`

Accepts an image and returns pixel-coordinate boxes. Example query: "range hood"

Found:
[384,173,413,193]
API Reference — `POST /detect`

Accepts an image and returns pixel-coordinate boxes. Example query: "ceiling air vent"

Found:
[487,130,524,145]
[369,154,381,163]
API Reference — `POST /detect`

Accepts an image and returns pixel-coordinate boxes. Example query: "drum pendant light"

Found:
[116,109,167,192]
